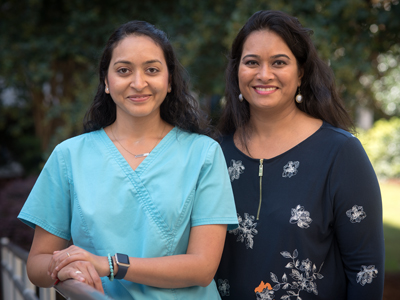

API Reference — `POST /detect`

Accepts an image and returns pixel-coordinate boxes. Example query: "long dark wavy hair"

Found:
[84,20,211,135]
[218,10,353,140]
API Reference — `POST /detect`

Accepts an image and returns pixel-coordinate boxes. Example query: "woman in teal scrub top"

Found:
[19,20,238,300]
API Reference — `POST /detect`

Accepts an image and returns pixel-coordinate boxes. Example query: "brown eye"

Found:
[273,60,287,66]
[244,60,258,66]
[117,68,130,74]
[147,67,159,74]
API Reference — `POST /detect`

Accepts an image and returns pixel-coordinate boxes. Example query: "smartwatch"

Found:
[114,253,130,279]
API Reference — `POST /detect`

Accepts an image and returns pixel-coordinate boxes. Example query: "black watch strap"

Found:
[114,253,130,279]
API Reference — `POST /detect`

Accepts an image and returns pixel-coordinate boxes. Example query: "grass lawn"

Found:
[380,181,400,272]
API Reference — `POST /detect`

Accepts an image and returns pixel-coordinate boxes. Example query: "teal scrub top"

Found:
[18,127,238,300]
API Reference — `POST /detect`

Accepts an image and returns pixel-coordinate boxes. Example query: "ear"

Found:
[298,67,304,87]
[168,75,172,93]
[104,78,110,94]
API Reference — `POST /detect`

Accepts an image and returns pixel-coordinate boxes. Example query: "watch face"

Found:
[117,253,129,264]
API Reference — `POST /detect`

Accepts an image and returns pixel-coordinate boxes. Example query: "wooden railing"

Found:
[1,237,110,300]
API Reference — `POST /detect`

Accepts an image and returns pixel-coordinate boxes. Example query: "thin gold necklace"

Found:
[111,123,167,158]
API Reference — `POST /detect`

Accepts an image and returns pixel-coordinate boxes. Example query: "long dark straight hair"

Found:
[218,10,353,141]
[84,20,211,136]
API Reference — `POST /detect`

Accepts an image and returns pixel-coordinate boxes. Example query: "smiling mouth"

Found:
[127,95,151,101]
[253,86,278,95]
[254,87,278,92]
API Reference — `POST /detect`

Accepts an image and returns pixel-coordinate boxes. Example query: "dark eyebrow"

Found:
[113,59,163,66]
[143,59,163,65]
[242,54,260,61]
[241,54,291,61]
[113,60,132,66]
[271,54,291,60]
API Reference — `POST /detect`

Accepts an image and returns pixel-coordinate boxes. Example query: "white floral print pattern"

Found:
[228,159,245,182]
[269,249,324,299]
[218,279,230,296]
[356,265,378,286]
[282,161,300,178]
[346,205,367,223]
[289,205,312,228]
[256,287,275,300]
[229,213,258,249]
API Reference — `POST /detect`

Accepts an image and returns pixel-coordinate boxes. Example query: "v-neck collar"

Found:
[99,126,177,175]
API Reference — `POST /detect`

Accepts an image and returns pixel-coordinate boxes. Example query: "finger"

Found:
[48,251,66,277]
[51,251,78,279]
[72,262,94,287]
[82,270,95,288]
[54,251,73,271]
[71,264,96,290]
[49,249,69,269]
[57,267,85,282]
[73,270,86,283]
[48,251,64,278]
[87,265,104,293]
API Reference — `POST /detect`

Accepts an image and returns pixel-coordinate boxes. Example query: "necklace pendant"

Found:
[134,153,149,158]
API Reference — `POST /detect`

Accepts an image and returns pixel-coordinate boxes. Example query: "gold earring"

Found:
[295,87,303,103]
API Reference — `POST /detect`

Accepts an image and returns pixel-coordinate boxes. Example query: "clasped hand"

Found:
[48,245,105,293]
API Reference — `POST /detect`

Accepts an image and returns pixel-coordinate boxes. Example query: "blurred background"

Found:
[0,0,399,298]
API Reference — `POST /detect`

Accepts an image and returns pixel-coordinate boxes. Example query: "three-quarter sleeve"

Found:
[191,142,238,231]
[329,137,385,299]
[18,145,72,240]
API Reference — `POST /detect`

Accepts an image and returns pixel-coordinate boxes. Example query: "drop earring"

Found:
[105,87,109,93]
[295,87,303,103]
[239,93,244,102]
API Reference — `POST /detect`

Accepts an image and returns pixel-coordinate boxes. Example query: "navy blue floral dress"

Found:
[215,122,385,300]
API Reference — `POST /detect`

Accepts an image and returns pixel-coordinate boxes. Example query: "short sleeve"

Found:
[330,137,385,299]
[191,142,238,231]
[18,145,72,240]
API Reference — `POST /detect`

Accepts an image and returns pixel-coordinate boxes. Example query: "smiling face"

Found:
[238,29,303,114]
[105,34,170,122]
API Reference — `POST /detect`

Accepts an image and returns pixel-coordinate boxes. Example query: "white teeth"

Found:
[255,87,276,92]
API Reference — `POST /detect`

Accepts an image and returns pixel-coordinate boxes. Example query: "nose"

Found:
[257,64,274,82]
[130,71,148,91]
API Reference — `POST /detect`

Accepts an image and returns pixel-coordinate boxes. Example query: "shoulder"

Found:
[320,122,355,140]
[318,123,372,171]
[218,134,234,152]
[217,134,238,162]
[318,122,362,150]
[52,130,102,159]
[172,128,226,166]
[174,127,220,149]
[57,130,101,148]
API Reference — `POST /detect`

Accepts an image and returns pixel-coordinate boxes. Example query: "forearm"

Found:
[110,225,227,288]
[111,253,216,288]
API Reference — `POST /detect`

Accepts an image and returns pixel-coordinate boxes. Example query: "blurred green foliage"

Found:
[371,46,400,116]
[358,117,400,179]
[0,0,399,174]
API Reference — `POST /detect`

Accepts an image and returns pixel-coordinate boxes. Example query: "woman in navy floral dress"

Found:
[215,10,384,300]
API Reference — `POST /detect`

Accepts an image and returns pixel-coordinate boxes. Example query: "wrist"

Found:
[100,256,111,277]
